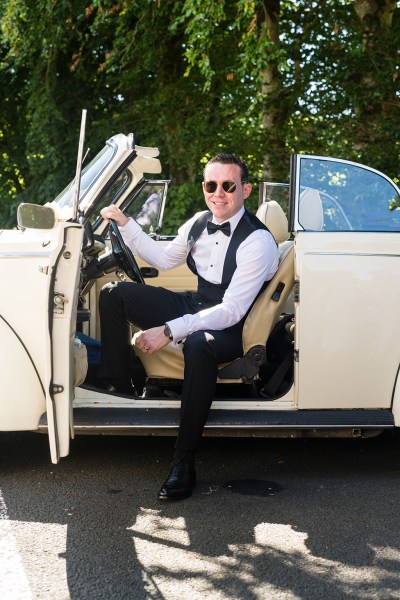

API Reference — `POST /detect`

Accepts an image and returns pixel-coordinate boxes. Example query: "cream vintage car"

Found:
[1,128,400,464]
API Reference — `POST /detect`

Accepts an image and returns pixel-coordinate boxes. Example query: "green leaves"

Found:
[0,0,399,228]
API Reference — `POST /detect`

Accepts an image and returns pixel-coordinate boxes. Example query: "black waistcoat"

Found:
[186,209,275,309]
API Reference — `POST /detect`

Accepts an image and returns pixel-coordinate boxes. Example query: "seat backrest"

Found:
[298,188,324,231]
[237,201,294,353]
[256,200,290,243]
[241,241,294,353]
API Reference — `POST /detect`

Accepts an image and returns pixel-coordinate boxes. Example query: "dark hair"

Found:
[204,153,249,182]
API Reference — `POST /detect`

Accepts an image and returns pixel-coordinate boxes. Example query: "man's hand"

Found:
[134,326,171,355]
[100,205,129,227]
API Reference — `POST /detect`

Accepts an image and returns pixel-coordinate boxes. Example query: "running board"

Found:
[39,407,394,436]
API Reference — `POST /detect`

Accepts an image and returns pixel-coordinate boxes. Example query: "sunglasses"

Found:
[203,180,245,194]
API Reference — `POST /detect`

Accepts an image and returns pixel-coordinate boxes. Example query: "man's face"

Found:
[203,162,252,223]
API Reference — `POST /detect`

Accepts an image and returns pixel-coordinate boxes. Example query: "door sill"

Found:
[73,384,296,411]
[39,406,394,437]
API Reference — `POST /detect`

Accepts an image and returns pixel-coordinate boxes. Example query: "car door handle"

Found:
[140,267,159,278]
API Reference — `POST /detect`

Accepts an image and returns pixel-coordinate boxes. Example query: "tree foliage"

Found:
[0,0,399,228]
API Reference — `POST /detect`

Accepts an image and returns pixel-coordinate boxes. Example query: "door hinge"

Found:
[293,280,300,303]
[52,384,64,394]
[53,293,66,314]
[294,349,299,362]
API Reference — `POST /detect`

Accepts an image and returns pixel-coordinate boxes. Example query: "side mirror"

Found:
[17,203,56,230]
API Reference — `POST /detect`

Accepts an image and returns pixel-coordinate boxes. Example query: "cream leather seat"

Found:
[135,201,294,384]
[298,188,324,230]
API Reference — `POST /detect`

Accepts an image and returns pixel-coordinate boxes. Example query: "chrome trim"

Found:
[0,251,52,258]
[38,422,393,431]
[304,251,400,258]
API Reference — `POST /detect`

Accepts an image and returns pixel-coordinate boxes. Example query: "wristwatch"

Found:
[164,323,173,340]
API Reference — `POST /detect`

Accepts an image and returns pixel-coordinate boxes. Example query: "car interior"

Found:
[78,199,297,402]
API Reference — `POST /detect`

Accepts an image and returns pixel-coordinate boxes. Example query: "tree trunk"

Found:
[259,0,289,182]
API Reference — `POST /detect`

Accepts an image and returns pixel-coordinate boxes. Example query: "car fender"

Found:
[0,316,45,430]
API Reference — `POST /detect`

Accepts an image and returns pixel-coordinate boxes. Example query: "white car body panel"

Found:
[0,228,54,429]
[0,318,45,429]
[294,232,400,409]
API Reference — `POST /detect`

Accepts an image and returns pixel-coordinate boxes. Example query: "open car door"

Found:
[44,220,84,463]
[290,155,400,411]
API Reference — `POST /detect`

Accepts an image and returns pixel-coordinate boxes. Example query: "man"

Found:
[99,153,279,501]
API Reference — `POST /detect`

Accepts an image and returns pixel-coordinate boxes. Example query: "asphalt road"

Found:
[1,430,400,599]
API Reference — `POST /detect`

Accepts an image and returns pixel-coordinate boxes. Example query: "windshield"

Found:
[53,142,117,211]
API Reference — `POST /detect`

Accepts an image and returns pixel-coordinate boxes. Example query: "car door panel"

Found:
[44,223,84,462]
[291,154,400,411]
[295,232,400,409]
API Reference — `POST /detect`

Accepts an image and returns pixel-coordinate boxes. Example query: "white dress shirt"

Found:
[119,207,279,343]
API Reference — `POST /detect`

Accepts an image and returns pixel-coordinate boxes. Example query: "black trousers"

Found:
[98,281,243,453]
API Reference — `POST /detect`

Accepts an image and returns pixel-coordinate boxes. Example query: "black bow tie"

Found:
[207,221,231,237]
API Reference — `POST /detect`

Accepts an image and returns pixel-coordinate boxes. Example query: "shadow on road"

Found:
[1,431,400,598]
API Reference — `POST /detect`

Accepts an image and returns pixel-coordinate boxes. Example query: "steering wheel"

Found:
[109,219,145,284]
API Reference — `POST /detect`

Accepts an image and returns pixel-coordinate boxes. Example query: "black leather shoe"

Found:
[157,458,196,501]
[106,383,137,396]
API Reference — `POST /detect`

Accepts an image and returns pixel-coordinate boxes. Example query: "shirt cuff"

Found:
[119,217,141,237]
[166,318,187,346]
